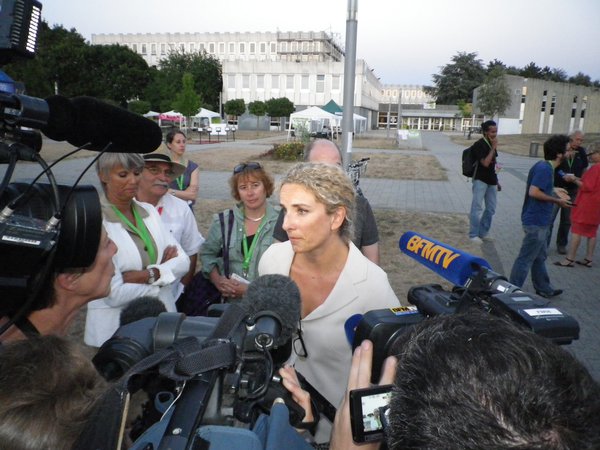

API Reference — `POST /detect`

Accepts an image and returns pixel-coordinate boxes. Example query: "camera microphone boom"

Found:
[41,95,162,153]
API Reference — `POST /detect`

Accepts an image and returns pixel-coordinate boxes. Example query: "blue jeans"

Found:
[509,225,555,295]
[469,180,497,238]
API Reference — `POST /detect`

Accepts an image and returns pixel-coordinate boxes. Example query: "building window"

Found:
[270,42,276,53]
[228,74,236,89]
[272,75,279,89]
[179,43,184,52]
[141,44,147,54]
[332,75,340,90]
[260,42,266,53]
[301,74,309,90]
[229,42,235,53]
[132,43,138,53]
[151,43,156,55]
[209,43,215,53]
[280,42,287,52]
[286,75,294,89]
[240,43,245,53]
[160,43,166,55]
[243,75,250,89]
[302,41,309,52]
[199,43,205,52]
[168,43,175,51]
[250,42,256,53]
[190,43,195,52]
[316,74,325,93]
[256,74,264,89]
[219,42,225,53]
[291,41,298,52]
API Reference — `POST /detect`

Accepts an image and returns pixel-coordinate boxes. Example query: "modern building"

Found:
[473,74,600,134]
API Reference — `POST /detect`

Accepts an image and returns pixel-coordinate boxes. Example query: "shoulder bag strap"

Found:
[219,210,235,278]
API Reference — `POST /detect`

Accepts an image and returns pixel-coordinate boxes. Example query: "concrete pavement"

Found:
[3,131,598,380]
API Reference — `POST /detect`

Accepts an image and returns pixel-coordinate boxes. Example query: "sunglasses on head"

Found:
[233,162,262,174]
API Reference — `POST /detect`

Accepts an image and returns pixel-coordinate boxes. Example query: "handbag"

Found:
[176,209,234,316]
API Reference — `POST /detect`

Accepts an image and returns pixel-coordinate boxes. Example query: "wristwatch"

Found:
[147,268,157,284]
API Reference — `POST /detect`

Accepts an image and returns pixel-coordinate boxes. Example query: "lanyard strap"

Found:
[242,218,266,276]
[175,175,184,190]
[567,157,574,170]
[111,204,157,265]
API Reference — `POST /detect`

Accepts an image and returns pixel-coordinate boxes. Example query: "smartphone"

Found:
[349,384,393,443]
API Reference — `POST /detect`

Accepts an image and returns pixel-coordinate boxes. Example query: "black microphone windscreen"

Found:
[69,97,163,153]
[41,96,163,154]
[120,296,167,326]
[240,274,301,347]
[41,95,76,142]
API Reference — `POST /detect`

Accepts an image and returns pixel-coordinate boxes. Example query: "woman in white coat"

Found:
[259,162,399,442]
[84,153,190,347]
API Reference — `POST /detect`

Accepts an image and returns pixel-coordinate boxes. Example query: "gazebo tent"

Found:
[353,113,367,134]
[321,100,343,115]
[288,106,340,140]
[158,110,185,127]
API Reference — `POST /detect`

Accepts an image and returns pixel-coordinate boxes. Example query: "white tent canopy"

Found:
[288,106,340,140]
[353,113,367,134]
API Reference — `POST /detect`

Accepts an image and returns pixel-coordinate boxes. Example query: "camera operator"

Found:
[287,312,600,449]
[0,335,109,450]
[0,228,116,342]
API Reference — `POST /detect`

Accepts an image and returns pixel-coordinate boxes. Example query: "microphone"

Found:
[344,313,363,345]
[399,231,491,286]
[239,274,301,354]
[41,95,162,154]
[120,296,167,326]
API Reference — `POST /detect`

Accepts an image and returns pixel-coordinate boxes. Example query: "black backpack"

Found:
[462,145,478,178]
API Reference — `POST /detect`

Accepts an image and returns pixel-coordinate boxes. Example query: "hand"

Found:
[279,365,314,423]
[329,340,397,450]
[160,245,178,263]
[553,187,570,201]
[563,174,577,183]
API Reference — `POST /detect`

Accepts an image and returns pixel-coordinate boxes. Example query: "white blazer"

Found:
[85,199,190,347]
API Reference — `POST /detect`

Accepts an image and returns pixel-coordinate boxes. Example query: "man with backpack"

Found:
[468,120,500,243]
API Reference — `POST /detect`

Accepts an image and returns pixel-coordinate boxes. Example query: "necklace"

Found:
[245,213,265,222]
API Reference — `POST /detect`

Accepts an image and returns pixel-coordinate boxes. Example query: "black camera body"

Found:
[354,267,580,384]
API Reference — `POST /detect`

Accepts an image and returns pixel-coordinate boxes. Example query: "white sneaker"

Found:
[481,235,494,242]
[470,236,483,244]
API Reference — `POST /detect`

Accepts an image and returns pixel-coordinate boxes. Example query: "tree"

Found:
[477,67,512,119]
[172,72,202,130]
[429,51,486,105]
[248,100,266,134]
[265,97,295,130]
[147,50,222,112]
[224,98,246,123]
[129,100,151,114]
[457,100,472,118]
[520,62,544,79]
[569,72,592,87]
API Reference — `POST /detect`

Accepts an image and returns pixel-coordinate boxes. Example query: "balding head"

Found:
[304,139,343,166]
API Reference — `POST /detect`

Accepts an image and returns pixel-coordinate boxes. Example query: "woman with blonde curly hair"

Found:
[259,162,399,442]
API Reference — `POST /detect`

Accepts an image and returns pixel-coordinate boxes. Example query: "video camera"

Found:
[0,1,105,332]
[353,231,580,383]
[82,275,307,450]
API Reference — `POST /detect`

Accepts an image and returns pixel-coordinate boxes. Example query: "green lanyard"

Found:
[111,204,157,265]
[566,156,574,171]
[242,218,266,277]
[175,174,184,190]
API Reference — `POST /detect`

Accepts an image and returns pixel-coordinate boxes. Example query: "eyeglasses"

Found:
[293,320,308,358]
[145,166,176,177]
[233,162,262,174]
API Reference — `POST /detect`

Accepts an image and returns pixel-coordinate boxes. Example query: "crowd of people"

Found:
[1,127,599,449]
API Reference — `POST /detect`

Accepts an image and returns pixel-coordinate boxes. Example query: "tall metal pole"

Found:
[341,0,358,169]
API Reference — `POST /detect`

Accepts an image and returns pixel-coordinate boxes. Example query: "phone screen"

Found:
[349,385,393,443]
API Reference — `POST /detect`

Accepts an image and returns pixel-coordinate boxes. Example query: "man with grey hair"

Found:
[272,139,380,264]
[549,130,588,254]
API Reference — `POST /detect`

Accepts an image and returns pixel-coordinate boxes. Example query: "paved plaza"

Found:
[4,131,599,380]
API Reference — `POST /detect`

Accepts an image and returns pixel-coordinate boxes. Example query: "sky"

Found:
[43,0,600,86]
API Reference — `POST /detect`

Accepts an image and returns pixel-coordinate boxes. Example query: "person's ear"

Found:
[330,206,346,231]
[54,272,82,293]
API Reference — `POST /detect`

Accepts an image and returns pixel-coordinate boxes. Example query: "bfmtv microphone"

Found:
[399,231,491,286]
[42,95,162,153]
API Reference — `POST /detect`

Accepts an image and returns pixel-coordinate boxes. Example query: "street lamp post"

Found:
[341,0,358,169]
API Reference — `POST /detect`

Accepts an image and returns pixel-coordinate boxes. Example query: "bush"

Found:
[272,142,304,161]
